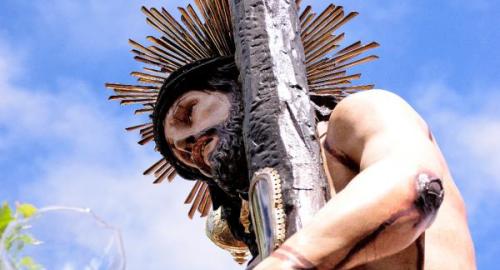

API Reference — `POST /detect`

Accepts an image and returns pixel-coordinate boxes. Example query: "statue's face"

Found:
[158,59,248,198]
[164,90,232,177]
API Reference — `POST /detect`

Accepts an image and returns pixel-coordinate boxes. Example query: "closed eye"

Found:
[173,100,198,125]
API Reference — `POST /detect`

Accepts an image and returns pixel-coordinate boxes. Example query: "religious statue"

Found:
[106,0,476,268]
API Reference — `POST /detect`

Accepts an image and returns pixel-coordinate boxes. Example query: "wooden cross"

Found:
[231,0,330,259]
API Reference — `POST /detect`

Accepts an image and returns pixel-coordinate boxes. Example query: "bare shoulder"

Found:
[323,94,475,269]
[326,90,434,168]
[329,90,428,137]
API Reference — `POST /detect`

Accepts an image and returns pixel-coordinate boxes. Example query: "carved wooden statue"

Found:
[106,0,476,269]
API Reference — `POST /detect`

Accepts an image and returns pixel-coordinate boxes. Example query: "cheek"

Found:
[193,99,230,126]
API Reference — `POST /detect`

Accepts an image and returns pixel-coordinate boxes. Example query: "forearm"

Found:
[256,158,444,270]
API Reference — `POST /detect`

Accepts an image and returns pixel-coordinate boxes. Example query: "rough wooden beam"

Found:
[230,0,330,258]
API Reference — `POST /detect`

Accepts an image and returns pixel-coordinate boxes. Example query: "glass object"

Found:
[0,206,125,270]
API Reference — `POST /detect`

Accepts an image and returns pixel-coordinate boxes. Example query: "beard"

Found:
[206,94,258,255]
[208,92,249,199]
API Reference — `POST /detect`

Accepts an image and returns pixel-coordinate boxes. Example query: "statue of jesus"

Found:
[154,61,475,269]
[107,1,476,268]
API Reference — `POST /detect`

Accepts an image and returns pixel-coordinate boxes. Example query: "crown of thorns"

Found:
[106,0,378,219]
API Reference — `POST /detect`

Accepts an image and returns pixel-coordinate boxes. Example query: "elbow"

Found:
[335,172,445,270]
[414,172,445,228]
[394,169,445,231]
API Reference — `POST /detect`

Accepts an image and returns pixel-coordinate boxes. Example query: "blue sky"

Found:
[0,0,498,269]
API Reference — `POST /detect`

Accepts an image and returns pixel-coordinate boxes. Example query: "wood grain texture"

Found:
[230,0,330,257]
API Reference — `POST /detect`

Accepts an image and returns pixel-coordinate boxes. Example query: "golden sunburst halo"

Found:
[105,0,378,219]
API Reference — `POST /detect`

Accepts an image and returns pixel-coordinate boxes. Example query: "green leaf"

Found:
[0,202,14,235]
[16,203,37,219]
[18,234,37,245]
[19,256,43,270]
[5,223,24,252]
[1,202,43,270]
[5,230,40,253]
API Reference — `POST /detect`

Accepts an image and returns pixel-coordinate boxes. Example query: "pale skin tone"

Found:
[164,90,231,177]
[165,89,476,269]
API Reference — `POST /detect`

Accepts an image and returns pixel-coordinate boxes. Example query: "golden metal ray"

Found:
[314,84,375,94]
[301,4,336,39]
[132,70,167,80]
[331,55,379,72]
[303,7,344,47]
[301,12,316,31]
[159,8,208,59]
[140,125,154,135]
[144,158,167,175]
[120,98,157,105]
[299,6,312,23]
[336,40,362,55]
[306,33,344,65]
[126,123,153,132]
[197,187,211,216]
[303,8,344,47]
[154,162,170,177]
[332,42,380,64]
[153,168,170,184]
[188,183,208,219]
[309,73,362,88]
[201,199,212,217]
[138,134,155,145]
[105,83,158,91]
[167,168,177,182]
[185,181,203,204]
[135,108,154,115]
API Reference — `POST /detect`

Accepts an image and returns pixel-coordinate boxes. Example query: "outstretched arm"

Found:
[255,90,448,269]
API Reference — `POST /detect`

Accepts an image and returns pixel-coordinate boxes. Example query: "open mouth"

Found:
[191,135,215,177]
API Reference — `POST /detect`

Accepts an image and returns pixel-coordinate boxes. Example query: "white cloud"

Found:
[24,159,241,269]
[28,0,192,54]
[0,37,242,269]
[408,79,500,212]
